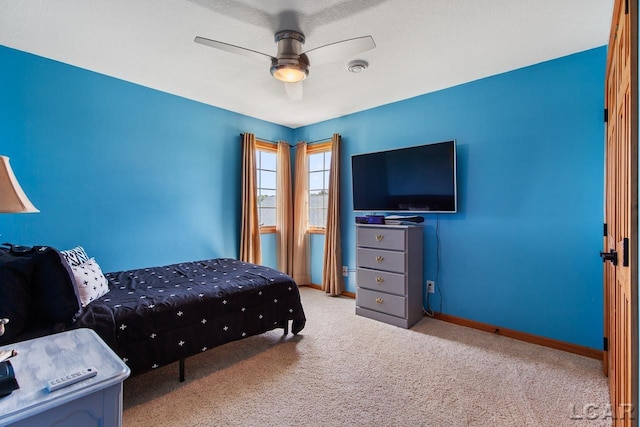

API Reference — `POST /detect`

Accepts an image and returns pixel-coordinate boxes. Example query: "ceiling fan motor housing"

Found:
[270,30,309,82]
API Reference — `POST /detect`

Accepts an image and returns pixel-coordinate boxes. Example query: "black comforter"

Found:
[74,258,306,375]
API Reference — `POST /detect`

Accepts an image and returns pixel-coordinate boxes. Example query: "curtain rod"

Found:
[239,133,336,146]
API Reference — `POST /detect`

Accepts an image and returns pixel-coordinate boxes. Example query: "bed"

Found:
[0,246,306,381]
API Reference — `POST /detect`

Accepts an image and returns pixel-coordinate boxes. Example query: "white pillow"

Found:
[71,258,109,307]
[61,246,90,267]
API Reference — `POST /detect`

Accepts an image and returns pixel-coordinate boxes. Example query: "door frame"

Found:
[604,0,638,424]
[630,0,638,422]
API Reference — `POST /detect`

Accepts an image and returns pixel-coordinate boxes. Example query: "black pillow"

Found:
[0,251,36,344]
[28,246,82,325]
[0,246,81,343]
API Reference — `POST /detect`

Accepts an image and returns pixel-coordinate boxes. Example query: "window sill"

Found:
[260,226,276,234]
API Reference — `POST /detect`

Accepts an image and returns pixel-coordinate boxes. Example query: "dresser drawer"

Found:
[357,248,406,273]
[357,268,405,295]
[357,288,406,318]
[357,227,406,251]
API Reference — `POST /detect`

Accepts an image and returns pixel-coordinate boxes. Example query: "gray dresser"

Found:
[355,224,424,328]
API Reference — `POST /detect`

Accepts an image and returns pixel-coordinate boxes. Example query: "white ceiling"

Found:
[0,0,613,129]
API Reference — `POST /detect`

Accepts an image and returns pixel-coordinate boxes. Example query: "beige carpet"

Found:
[122,287,610,426]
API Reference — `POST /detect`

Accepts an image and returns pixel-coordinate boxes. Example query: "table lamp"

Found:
[0,156,38,214]
[0,155,39,337]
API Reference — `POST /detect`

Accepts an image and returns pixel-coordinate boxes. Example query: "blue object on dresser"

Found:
[0,361,19,397]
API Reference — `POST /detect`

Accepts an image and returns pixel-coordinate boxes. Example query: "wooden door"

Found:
[604,0,637,425]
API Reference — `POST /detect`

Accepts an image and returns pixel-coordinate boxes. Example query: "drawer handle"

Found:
[375,256,384,263]
[375,298,384,304]
[375,234,384,241]
[375,276,384,283]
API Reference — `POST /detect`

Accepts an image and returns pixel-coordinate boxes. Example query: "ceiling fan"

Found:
[194,30,375,101]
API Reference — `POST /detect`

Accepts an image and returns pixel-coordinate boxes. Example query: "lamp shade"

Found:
[0,156,39,213]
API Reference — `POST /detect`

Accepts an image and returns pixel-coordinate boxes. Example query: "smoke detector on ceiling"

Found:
[347,60,369,73]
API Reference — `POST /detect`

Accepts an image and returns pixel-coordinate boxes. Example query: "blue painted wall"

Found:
[294,47,606,350]
[0,43,606,350]
[310,234,325,285]
[0,45,293,272]
[260,233,277,270]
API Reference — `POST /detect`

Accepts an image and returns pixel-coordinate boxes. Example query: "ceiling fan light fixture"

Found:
[271,63,308,83]
[270,30,309,83]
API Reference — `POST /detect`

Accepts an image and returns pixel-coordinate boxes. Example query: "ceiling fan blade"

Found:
[194,36,273,63]
[303,36,375,66]
[284,82,303,101]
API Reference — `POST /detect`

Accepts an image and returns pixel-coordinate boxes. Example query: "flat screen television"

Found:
[351,140,457,213]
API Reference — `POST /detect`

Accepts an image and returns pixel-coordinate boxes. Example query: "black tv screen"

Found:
[351,140,457,213]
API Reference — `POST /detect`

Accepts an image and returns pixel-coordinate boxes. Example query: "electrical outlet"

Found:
[427,280,435,293]
[342,266,349,277]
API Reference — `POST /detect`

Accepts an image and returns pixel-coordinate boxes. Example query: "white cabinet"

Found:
[355,225,423,328]
[0,329,130,427]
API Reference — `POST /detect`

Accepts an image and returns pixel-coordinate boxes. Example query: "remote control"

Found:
[46,367,98,392]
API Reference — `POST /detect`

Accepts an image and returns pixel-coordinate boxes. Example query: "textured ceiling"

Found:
[0,0,613,128]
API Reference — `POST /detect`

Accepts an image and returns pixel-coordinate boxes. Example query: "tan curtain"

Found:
[321,134,344,296]
[292,142,311,285]
[276,142,293,275]
[239,133,262,264]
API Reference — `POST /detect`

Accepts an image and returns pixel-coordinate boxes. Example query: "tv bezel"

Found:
[351,140,458,214]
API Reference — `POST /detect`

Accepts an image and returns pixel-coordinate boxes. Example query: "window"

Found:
[308,142,332,233]
[256,141,277,233]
